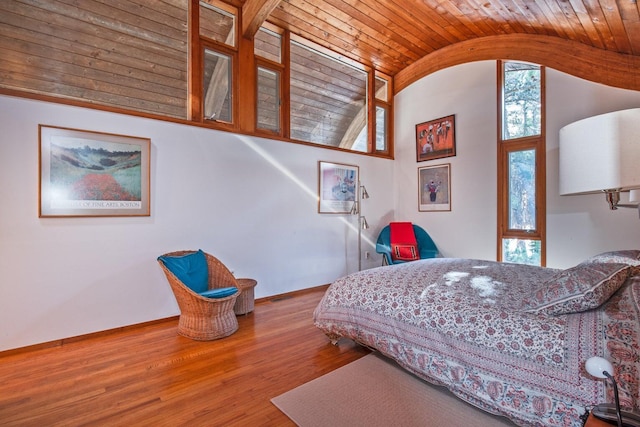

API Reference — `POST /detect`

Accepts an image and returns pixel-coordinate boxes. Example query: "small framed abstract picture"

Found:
[418,163,451,212]
[415,114,456,162]
[318,161,358,214]
[39,125,151,217]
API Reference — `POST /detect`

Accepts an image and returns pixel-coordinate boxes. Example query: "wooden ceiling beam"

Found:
[242,0,281,39]
[394,34,640,94]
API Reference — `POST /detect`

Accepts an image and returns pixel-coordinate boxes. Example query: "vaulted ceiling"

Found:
[237,0,640,92]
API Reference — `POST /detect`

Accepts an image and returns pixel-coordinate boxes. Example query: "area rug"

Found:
[271,353,517,427]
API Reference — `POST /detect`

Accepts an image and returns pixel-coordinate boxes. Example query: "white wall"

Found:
[0,94,392,351]
[3,62,640,351]
[546,68,640,267]
[395,61,640,268]
[394,62,498,260]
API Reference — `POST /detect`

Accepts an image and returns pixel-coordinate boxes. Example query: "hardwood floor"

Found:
[0,287,370,426]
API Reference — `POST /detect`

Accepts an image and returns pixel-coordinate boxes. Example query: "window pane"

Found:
[375,105,387,151]
[255,28,281,63]
[203,49,232,122]
[502,238,541,266]
[351,128,367,152]
[503,62,540,139]
[375,76,388,102]
[289,41,367,151]
[200,2,235,47]
[508,149,536,230]
[257,67,280,132]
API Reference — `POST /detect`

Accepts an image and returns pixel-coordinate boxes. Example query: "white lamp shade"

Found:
[585,356,614,379]
[559,108,640,195]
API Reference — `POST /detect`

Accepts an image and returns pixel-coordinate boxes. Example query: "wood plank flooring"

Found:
[0,287,370,426]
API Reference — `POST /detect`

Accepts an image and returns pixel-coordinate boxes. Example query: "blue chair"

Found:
[375,224,439,265]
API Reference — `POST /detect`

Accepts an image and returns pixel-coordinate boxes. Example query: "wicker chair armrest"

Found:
[204,253,239,290]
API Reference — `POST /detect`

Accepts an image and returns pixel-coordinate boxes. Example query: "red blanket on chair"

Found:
[390,222,420,262]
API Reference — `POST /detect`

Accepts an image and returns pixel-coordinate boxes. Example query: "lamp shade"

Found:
[559,109,640,195]
[585,356,614,379]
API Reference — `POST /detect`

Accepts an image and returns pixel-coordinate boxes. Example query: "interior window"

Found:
[203,49,232,122]
[192,7,392,157]
[255,27,282,63]
[199,1,236,47]
[374,72,392,153]
[289,40,368,151]
[375,105,388,152]
[256,66,280,132]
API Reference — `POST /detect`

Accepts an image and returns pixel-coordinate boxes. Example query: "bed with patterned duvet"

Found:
[313,251,640,426]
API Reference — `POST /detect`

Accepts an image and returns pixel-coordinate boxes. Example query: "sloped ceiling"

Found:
[238,0,640,92]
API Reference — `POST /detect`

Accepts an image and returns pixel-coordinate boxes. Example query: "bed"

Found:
[313,250,640,427]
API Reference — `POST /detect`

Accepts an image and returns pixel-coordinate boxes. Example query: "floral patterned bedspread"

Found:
[313,258,640,427]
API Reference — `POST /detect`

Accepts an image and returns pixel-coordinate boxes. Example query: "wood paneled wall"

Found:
[3,1,638,127]
[0,0,189,118]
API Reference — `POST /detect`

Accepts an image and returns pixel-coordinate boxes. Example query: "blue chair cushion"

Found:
[199,287,238,299]
[158,250,208,293]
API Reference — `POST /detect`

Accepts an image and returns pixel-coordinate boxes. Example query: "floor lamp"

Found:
[351,181,369,271]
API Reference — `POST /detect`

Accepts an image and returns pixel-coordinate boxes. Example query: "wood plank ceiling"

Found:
[239,0,640,92]
[2,0,638,138]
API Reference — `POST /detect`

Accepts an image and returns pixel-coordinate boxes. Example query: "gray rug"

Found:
[272,352,517,427]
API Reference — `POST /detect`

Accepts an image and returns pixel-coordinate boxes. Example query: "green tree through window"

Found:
[498,61,545,266]
[503,63,541,140]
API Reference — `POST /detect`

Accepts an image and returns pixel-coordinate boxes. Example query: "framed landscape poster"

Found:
[39,125,151,217]
[418,163,451,212]
[318,161,358,214]
[415,114,456,162]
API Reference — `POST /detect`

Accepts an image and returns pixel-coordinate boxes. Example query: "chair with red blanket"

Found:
[375,222,439,265]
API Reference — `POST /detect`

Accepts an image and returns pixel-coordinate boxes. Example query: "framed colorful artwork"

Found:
[39,125,151,217]
[318,161,358,214]
[418,163,451,212]
[415,114,456,162]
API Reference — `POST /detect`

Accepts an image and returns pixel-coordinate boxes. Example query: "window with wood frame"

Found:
[497,61,546,266]
[374,73,392,154]
[199,1,237,125]
[289,38,369,151]
[0,0,393,157]
[192,1,391,156]
[255,26,283,134]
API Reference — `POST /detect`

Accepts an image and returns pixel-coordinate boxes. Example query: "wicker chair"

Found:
[158,250,240,340]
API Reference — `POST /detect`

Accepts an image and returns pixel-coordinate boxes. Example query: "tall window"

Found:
[203,49,233,122]
[199,1,237,124]
[498,61,546,266]
[374,74,392,154]
[255,26,283,134]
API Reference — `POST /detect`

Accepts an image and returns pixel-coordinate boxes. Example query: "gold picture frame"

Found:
[418,163,451,212]
[39,125,151,217]
[416,114,456,162]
